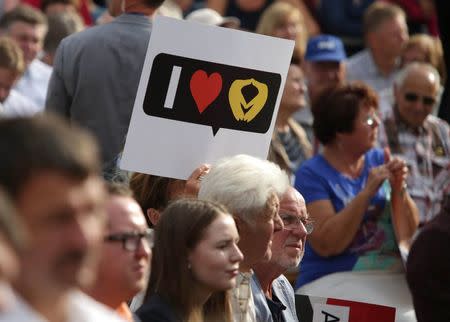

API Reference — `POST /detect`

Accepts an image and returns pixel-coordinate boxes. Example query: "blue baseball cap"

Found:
[305,35,347,62]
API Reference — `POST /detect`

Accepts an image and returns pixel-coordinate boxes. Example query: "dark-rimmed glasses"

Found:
[104,229,154,251]
[280,213,314,234]
[404,92,436,106]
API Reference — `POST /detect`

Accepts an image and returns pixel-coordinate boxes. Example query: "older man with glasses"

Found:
[251,186,312,322]
[380,62,450,229]
[84,182,153,322]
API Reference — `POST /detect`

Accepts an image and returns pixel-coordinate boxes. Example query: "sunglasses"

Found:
[404,92,436,106]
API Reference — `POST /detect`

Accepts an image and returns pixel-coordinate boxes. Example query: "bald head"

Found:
[394,62,440,128]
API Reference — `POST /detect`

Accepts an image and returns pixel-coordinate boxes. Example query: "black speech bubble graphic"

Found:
[143,53,281,135]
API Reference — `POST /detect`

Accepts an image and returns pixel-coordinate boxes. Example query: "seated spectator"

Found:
[256,2,307,62]
[406,204,450,322]
[294,83,419,290]
[137,198,243,322]
[252,187,312,322]
[0,37,39,117]
[41,12,84,66]
[199,154,289,322]
[127,165,209,311]
[268,59,312,178]
[0,115,123,321]
[0,5,52,110]
[0,187,26,312]
[379,62,449,227]
[85,183,152,322]
[129,164,210,226]
[293,34,346,143]
[346,2,408,93]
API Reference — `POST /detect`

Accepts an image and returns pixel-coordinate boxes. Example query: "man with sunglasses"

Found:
[251,187,312,322]
[84,183,152,322]
[380,62,450,228]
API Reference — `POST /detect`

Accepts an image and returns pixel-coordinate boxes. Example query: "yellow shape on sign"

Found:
[228,79,268,122]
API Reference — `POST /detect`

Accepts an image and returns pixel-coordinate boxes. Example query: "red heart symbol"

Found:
[190,70,222,113]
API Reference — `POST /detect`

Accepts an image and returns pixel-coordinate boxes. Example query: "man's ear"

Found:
[147,208,161,226]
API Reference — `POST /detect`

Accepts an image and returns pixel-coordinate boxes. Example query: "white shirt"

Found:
[346,49,399,93]
[14,59,52,110]
[1,89,40,117]
[0,285,125,322]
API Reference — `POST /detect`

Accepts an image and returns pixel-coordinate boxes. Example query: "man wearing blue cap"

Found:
[294,34,347,144]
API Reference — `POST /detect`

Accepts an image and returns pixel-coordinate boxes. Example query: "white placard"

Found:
[312,303,350,322]
[121,16,294,179]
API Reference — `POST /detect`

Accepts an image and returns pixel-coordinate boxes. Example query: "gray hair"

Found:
[198,154,289,222]
[394,62,441,88]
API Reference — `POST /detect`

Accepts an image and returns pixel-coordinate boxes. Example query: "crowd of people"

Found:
[0,0,449,322]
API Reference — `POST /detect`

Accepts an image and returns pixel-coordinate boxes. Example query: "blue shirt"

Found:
[294,148,401,289]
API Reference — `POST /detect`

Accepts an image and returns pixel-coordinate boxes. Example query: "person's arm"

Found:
[306,165,390,257]
[385,151,420,250]
[45,40,71,118]
[390,188,419,252]
[184,163,211,197]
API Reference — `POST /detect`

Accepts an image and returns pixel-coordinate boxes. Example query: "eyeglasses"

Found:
[104,229,154,251]
[280,213,314,234]
[364,113,380,127]
[404,92,436,106]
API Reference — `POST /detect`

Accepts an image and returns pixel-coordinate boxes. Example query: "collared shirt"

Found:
[266,293,286,322]
[14,59,52,110]
[232,271,257,322]
[380,107,450,224]
[1,89,40,117]
[251,274,299,322]
[346,49,399,93]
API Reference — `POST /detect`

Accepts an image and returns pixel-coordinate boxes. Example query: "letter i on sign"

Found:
[164,66,182,109]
